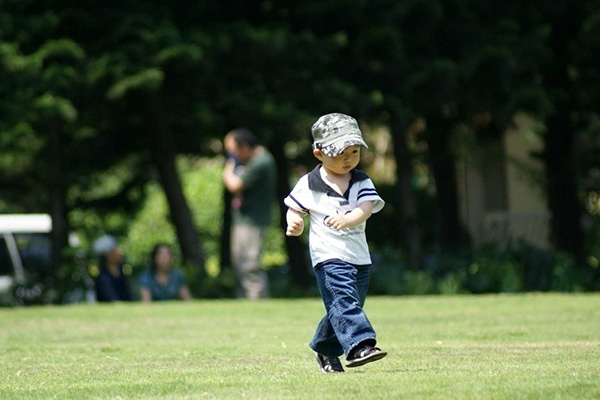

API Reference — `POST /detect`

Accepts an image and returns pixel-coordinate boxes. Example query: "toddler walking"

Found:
[284,113,387,373]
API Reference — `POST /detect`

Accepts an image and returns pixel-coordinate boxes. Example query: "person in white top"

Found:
[284,113,387,373]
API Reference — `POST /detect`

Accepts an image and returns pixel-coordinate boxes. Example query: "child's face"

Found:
[314,145,361,176]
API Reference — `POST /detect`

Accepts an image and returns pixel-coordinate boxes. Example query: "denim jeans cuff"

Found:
[347,336,377,355]
[309,343,344,358]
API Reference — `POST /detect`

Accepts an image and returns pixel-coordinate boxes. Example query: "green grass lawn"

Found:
[1,294,599,399]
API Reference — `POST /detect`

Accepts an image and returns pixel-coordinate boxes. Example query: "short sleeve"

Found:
[240,163,262,190]
[284,176,310,213]
[356,179,385,214]
[240,154,275,191]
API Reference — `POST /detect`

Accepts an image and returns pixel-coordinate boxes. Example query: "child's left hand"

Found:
[325,214,350,230]
[325,202,374,230]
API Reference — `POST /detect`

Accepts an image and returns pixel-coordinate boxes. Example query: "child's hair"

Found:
[230,128,258,148]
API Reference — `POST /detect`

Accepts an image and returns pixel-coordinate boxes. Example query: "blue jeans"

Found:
[309,259,377,358]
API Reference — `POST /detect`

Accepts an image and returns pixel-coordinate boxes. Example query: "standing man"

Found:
[223,128,277,299]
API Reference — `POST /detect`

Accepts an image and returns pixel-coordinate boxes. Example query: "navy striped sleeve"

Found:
[287,194,309,213]
[355,180,385,213]
[357,188,379,201]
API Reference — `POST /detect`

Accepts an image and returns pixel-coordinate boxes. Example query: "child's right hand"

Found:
[286,209,305,236]
[286,219,304,236]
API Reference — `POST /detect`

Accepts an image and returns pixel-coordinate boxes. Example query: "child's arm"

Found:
[286,208,306,237]
[325,201,374,230]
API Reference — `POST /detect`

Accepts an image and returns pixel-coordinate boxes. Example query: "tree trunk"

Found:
[270,136,312,288]
[390,117,422,270]
[544,4,584,258]
[219,187,233,271]
[544,116,583,257]
[426,116,468,251]
[141,91,205,275]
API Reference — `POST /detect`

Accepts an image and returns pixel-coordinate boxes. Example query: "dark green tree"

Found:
[505,0,600,271]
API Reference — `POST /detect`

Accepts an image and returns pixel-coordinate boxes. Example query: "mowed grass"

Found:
[1,294,599,400]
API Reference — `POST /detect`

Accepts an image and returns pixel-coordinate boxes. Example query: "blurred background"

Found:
[1,0,599,305]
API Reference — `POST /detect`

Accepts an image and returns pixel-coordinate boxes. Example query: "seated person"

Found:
[138,243,192,302]
[93,235,132,302]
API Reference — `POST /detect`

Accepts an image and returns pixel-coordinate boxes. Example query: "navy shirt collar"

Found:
[307,164,369,198]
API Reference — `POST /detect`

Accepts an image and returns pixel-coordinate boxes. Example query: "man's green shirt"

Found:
[234,149,277,227]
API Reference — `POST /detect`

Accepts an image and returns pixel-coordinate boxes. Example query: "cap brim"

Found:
[320,137,368,157]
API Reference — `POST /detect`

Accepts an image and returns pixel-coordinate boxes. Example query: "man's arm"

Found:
[223,158,244,194]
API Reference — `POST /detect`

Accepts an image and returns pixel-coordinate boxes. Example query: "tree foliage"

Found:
[2,0,600,296]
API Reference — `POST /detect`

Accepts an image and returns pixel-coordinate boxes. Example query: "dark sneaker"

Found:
[315,352,345,373]
[345,346,387,368]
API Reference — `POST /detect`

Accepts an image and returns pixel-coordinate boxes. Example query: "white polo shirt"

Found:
[284,165,385,267]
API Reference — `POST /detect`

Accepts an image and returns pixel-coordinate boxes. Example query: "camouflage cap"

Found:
[311,113,368,157]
